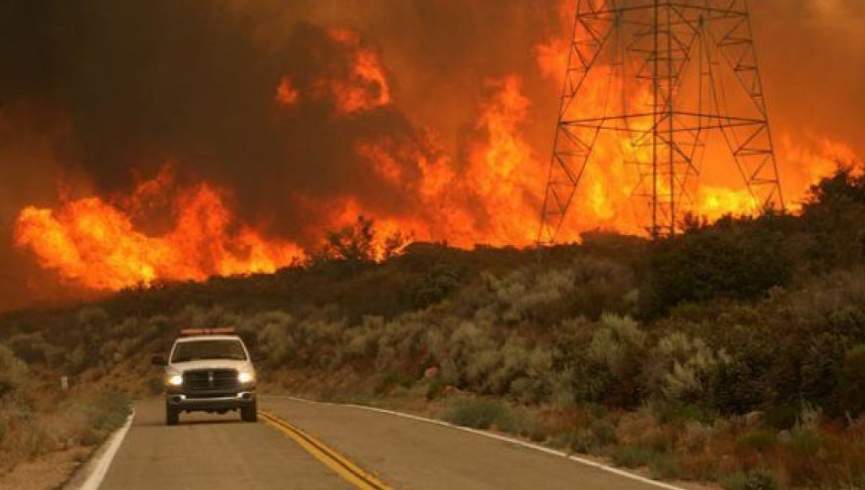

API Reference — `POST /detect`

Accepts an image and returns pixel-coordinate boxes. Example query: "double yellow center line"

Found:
[259,410,392,490]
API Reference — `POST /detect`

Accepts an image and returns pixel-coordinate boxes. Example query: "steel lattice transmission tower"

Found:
[538,0,783,243]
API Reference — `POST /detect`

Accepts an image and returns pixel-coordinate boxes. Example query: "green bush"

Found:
[648,453,682,480]
[558,430,590,453]
[374,371,414,395]
[721,469,779,490]
[488,268,575,323]
[611,446,657,468]
[444,398,514,431]
[254,312,295,368]
[646,332,729,403]
[0,345,28,398]
[559,421,619,454]
[586,314,646,406]
[801,168,865,269]
[88,391,132,435]
[588,315,646,373]
[710,356,766,415]
[22,421,52,457]
[652,402,713,424]
[7,333,52,364]
[65,345,88,375]
[763,404,798,430]
[644,218,792,315]
[839,344,865,417]
[799,333,845,412]
[425,378,446,400]
[413,264,463,308]
[482,256,635,325]
[736,429,777,453]
[584,419,618,450]
[786,428,823,459]
[509,409,548,442]
[568,257,636,319]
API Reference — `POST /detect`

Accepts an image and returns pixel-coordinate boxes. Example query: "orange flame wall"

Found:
[5,1,862,296]
[15,169,304,290]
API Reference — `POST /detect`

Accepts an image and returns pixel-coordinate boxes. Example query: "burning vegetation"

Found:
[14,168,305,290]
[0,0,861,304]
[4,168,865,488]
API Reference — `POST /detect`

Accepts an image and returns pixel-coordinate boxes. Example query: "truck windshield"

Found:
[171,340,247,362]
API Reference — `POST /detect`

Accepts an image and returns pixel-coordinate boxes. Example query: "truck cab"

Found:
[152,328,257,425]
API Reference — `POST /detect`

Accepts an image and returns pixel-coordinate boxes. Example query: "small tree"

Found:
[320,215,377,263]
[315,215,412,265]
[381,230,412,260]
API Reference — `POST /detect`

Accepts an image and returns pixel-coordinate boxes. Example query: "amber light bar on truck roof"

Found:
[179,327,236,336]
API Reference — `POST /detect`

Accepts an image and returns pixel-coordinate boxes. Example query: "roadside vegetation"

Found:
[0,343,131,476]
[2,166,865,488]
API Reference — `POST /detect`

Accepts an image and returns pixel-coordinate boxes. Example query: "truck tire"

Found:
[241,400,257,422]
[166,405,179,426]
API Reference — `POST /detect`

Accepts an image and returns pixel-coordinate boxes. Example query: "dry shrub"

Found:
[677,420,713,452]
[0,346,28,398]
[444,397,515,431]
[735,430,778,458]
[677,450,721,481]
[585,314,646,406]
[618,420,676,454]
[588,314,645,373]
[0,389,130,473]
[615,409,656,446]
[720,469,779,490]
[254,312,295,368]
[840,344,865,417]
[6,333,55,365]
[646,332,730,403]
[343,316,383,360]
[486,268,575,323]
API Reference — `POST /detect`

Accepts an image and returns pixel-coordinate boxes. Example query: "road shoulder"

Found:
[63,409,135,490]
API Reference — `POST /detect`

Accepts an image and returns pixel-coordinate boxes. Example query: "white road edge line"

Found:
[79,409,135,490]
[265,395,688,490]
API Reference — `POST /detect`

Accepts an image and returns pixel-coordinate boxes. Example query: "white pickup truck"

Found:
[152,328,257,425]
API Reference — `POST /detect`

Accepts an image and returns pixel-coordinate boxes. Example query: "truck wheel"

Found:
[166,405,179,426]
[241,401,257,422]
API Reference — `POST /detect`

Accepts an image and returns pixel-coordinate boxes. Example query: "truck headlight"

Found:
[167,374,183,386]
[238,371,255,384]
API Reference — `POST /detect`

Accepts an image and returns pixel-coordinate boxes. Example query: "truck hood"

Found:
[168,359,252,372]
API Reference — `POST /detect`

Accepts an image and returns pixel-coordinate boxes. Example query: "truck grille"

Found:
[182,369,239,392]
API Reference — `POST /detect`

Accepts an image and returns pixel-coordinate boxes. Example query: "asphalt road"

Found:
[97,397,675,490]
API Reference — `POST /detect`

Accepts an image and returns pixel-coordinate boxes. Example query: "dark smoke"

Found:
[0,0,557,239]
[0,0,861,311]
[755,0,865,150]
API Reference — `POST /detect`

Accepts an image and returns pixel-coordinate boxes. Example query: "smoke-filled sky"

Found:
[0,0,862,311]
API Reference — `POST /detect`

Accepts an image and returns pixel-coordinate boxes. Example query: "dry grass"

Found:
[0,377,131,476]
[0,446,92,490]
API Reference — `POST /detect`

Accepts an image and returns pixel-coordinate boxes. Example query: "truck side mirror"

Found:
[151,355,166,366]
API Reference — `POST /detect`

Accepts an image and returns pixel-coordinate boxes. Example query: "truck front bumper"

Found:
[166,391,256,412]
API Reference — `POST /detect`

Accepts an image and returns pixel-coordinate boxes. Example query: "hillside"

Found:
[2,167,865,489]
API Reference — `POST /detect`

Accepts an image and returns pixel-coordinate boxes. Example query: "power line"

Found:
[538,0,783,243]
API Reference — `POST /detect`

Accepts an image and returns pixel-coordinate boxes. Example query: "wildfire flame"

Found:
[14,168,304,290]
[316,28,391,115]
[275,76,300,106]
[12,22,860,294]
